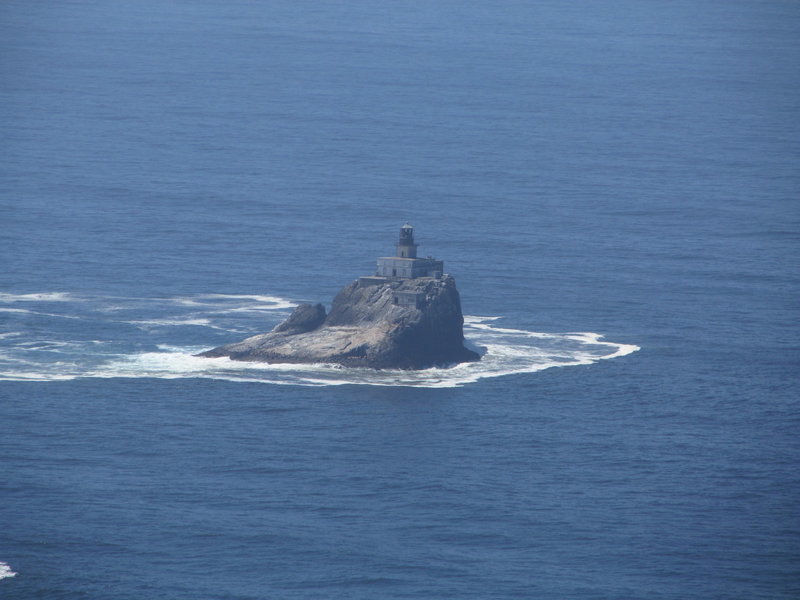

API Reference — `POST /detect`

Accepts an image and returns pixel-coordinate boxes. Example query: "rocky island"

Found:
[198,224,480,369]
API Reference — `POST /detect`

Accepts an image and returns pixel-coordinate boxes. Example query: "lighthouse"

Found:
[396,223,418,258]
[368,224,444,280]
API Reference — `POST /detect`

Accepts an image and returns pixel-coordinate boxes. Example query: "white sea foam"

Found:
[0,290,639,387]
[201,293,296,305]
[216,306,293,314]
[0,292,73,303]
[126,318,215,328]
[125,318,251,334]
[168,294,296,311]
[17,340,71,348]
[0,562,16,580]
[0,371,79,381]
[463,315,502,323]
[62,317,638,387]
[0,307,81,320]
[597,342,640,360]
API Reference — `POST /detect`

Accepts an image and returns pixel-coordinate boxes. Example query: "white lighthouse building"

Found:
[372,224,444,280]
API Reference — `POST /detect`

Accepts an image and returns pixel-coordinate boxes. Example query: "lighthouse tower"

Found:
[365,224,444,281]
[396,223,418,258]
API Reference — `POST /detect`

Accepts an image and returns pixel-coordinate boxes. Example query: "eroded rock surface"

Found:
[198,275,479,369]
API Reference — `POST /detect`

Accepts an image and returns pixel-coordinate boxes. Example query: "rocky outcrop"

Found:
[198,275,479,369]
[272,302,326,334]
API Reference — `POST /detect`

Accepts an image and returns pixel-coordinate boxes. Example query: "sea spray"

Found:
[0,562,17,580]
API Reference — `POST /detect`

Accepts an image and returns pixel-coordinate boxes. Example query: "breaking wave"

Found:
[0,291,639,388]
[0,562,16,580]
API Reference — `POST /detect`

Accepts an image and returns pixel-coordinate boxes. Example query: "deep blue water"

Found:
[2,1,799,598]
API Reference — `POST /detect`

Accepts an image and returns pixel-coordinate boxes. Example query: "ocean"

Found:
[1,1,798,598]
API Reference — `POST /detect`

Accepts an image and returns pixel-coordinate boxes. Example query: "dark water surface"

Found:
[2,1,799,598]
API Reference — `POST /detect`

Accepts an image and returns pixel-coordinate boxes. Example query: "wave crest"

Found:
[0,562,16,580]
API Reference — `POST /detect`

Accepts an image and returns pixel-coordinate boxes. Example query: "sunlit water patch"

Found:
[0,292,638,387]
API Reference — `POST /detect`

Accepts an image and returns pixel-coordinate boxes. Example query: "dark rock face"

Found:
[272,303,326,334]
[198,275,479,369]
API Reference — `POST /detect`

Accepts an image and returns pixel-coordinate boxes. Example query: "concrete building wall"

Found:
[376,257,444,279]
[409,260,443,278]
[396,243,418,259]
